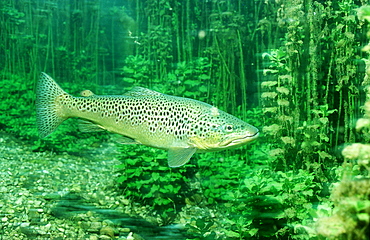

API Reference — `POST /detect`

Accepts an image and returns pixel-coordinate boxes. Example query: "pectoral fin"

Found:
[167,148,196,167]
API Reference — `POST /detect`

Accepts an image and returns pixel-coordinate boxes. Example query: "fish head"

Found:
[215,121,259,149]
[189,108,259,151]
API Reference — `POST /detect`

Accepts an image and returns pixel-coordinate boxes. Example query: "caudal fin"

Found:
[36,72,69,138]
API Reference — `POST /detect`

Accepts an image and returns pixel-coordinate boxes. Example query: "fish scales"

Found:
[36,72,259,167]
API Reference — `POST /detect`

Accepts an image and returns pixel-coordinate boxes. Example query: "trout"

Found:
[36,73,259,167]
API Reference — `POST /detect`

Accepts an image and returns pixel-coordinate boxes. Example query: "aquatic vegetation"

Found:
[314,92,370,239]
[313,11,370,238]
[261,0,361,175]
[189,155,322,239]
[1,0,370,239]
[0,72,37,140]
[115,145,194,225]
[121,55,213,102]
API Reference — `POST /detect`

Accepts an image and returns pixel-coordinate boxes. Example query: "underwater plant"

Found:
[314,7,370,239]
[1,0,370,239]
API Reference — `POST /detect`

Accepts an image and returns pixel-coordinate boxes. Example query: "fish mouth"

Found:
[222,131,259,147]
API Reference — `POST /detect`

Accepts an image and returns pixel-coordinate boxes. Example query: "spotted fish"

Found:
[36,73,259,167]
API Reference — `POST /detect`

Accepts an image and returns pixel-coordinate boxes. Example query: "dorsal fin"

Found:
[123,87,162,97]
[80,90,95,97]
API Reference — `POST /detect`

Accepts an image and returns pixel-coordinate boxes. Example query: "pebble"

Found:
[119,227,131,233]
[42,192,61,200]
[102,219,115,227]
[89,221,102,232]
[98,235,112,240]
[89,235,99,240]
[20,223,30,228]
[121,198,130,205]
[100,226,116,238]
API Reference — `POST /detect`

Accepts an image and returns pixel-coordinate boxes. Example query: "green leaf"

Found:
[184,79,200,87]
[152,172,160,181]
[248,228,259,236]
[357,213,370,223]
[196,219,205,230]
[199,85,207,92]
[117,175,127,183]
[199,74,210,80]
[123,77,136,83]
[224,229,240,238]
[122,66,135,73]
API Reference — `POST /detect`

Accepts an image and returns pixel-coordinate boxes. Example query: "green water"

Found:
[0,0,370,239]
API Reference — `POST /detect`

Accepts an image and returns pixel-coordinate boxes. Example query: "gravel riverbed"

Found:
[0,132,196,239]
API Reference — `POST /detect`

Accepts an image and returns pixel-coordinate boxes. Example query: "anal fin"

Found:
[113,135,141,145]
[167,148,196,167]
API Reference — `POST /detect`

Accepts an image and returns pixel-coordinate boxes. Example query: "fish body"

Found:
[36,73,259,167]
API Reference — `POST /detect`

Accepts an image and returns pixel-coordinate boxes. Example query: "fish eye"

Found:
[224,124,234,132]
